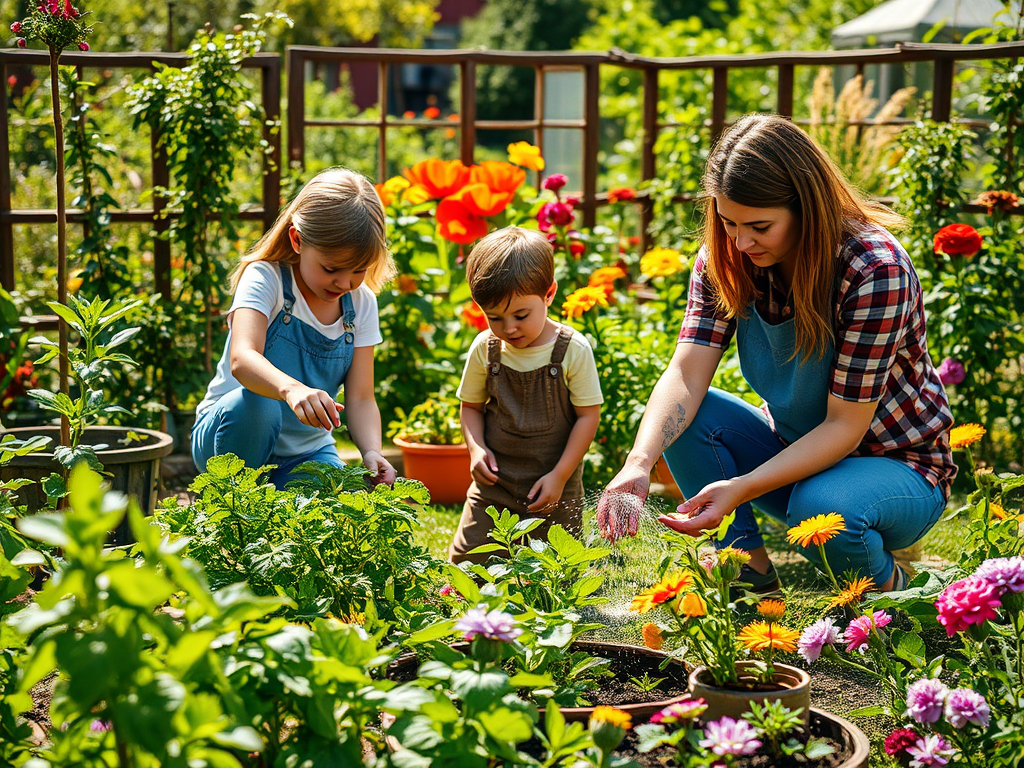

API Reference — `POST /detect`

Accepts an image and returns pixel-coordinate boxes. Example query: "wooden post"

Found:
[286,47,305,169]
[262,56,282,228]
[711,67,728,141]
[640,66,659,254]
[460,60,476,167]
[582,63,600,229]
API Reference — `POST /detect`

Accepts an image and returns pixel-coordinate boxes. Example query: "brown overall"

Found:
[449,327,584,564]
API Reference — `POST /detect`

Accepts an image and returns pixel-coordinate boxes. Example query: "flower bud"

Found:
[78,42,90,51]
[10,21,22,32]
[16,38,26,48]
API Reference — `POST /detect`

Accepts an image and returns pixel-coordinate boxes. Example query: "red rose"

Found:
[934,224,983,257]
[569,241,585,257]
[10,21,22,32]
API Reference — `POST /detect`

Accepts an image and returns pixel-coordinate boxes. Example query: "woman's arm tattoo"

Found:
[659,403,687,451]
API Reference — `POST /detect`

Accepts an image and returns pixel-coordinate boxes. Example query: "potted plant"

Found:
[387,394,470,505]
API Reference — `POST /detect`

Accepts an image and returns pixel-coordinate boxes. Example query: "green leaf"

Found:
[846,705,886,718]
[16,512,70,547]
[477,706,534,743]
[892,630,927,669]
[406,619,457,645]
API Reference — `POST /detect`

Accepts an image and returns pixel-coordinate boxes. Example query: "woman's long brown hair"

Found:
[701,114,903,362]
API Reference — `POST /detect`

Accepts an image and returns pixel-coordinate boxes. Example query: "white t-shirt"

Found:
[196,261,382,456]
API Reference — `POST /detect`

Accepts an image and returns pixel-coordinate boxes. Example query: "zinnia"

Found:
[906,734,955,767]
[843,610,891,652]
[630,573,693,614]
[974,556,1024,593]
[934,576,1002,636]
[936,357,965,386]
[698,717,762,757]
[933,223,982,257]
[884,727,920,757]
[943,688,990,729]
[798,617,840,663]
[905,678,949,725]
[787,512,846,547]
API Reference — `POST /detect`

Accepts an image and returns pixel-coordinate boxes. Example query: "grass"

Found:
[412,491,971,766]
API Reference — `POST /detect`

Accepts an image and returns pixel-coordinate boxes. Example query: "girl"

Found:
[192,168,398,489]
[597,114,956,594]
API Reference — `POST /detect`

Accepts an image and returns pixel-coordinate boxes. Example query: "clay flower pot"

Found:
[392,436,471,505]
[689,661,811,727]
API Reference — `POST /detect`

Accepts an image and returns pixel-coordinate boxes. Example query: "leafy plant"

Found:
[387,394,465,445]
[743,700,833,762]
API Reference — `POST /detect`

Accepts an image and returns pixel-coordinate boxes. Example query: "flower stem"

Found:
[49,45,71,450]
[818,543,841,592]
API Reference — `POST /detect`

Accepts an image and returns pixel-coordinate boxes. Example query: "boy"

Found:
[449,227,603,564]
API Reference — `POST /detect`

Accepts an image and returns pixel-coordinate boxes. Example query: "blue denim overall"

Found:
[192,264,355,489]
[664,300,945,585]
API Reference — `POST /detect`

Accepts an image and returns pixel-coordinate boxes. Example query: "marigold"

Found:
[827,576,875,610]
[588,266,627,289]
[786,512,846,548]
[737,621,800,653]
[641,622,663,650]
[640,247,685,277]
[403,184,432,205]
[507,141,545,171]
[631,573,693,614]
[561,285,610,319]
[756,599,786,620]
[949,423,986,449]
[590,706,632,729]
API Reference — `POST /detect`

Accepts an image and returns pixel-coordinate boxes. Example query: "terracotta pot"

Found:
[0,425,173,545]
[392,436,471,506]
[810,708,870,768]
[651,456,683,499]
[689,661,811,728]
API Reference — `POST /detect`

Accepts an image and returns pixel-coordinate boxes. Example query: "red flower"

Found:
[403,110,415,119]
[449,183,513,217]
[884,728,919,757]
[7,75,16,88]
[78,42,89,51]
[608,187,636,203]
[10,21,22,32]
[537,201,574,231]
[469,161,525,195]
[16,38,26,48]
[569,241,585,257]
[436,194,488,244]
[461,301,488,331]
[934,224,983,258]
[424,106,441,119]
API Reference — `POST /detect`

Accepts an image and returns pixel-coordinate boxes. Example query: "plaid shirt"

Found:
[679,226,957,497]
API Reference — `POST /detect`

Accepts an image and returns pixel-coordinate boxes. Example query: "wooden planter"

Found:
[689,661,812,728]
[392,437,471,506]
[0,425,173,545]
[809,708,871,768]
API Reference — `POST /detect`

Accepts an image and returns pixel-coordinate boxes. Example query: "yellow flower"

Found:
[949,423,986,449]
[756,599,786,620]
[737,621,799,653]
[561,285,610,319]
[590,706,632,729]
[507,141,545,171]
[679,592,707,618]
[66,268,85,294]
[991,502,1009,520]
[718,547,751,567]
[630,573,693,614]
[640,247,685,277]
[641,622,663,650]
[787,513,846,548]
[826,576,875,610]
[403,184,432,205]
[588,266,627,288]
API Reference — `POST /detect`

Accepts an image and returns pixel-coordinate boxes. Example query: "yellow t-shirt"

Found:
[457,326,604,407]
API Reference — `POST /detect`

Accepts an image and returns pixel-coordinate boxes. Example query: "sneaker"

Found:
[731,562,782,600]
[890,563,910,592]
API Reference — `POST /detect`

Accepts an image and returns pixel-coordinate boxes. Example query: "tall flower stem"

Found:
[49,45,71,448]
[817,543,841,592]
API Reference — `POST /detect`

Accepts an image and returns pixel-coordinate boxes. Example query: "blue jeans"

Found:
[191,386,344,489]
[662,388,947,585]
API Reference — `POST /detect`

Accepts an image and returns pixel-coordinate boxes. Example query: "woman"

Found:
[596,114,955,594]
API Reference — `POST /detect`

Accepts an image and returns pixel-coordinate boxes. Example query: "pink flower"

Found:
[90,719,112,732]
[798,617,840,663]
[884,728,920,757]
[698,717,761,756]
[454,606,522,642]
[974,556,1024,593]
[542,173,568,192]
[16,38,26,48]
[78,42,89,51]
[936,358,965,386]
[650,698,707,724]
[906,734,955,767]
[944,688,990,729]
[537,201,575,231]
[565,194,581,207]
[10,21,22,32]
[905,678,949,725]
[934,576,1003,636]
[842,610,891,652]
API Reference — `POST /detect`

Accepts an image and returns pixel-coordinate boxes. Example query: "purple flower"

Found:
[698,717,762,757]
[843,610,892,652]
[90,719,112,732]
[798,617,840,663]
[905,678,949,725]
[542,174,568,192]
[944,688,990,729]
[906,734,955,767]
[975,556,1024,594]
[650,698,707,724]
[936,358,966,386]
[454,606,522,642]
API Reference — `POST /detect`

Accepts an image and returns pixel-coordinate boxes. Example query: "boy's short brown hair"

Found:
[465,227,554,308]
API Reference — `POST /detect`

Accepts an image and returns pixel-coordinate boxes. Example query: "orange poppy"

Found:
[403,159,471,200]
[462,301,488,331]
[436,196,488,244]
[450,183,514,217]
[470,161,526,195]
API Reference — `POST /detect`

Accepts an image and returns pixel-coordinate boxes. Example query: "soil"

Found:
[607,730,850,768]
[578,662,689,706]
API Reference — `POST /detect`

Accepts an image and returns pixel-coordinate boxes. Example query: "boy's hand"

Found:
[362,450,397,487]
[527,471,567,512]
[285,385,343,430]
[470,445,499,485]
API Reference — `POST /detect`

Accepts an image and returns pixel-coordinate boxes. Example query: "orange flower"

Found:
[678,592,706,618]
[461,301,488,332]
[641,622,663,650]
[949,423,986,449]
[607,187,637,203]
[403,158,471,200]
[445,128,456,139]
[436,194,489,244]
[737,621,799,653]
[786,513,846,548]
[756,599,786,620]
[588,266,627,290]
[827,576,875,610]
[470,161,526,195]
[630,573,693,614]
[66,268,85,294]
[402,110,415,119]
[375,175,410,206]
[424,106,441,119]
[449,183,514,217]
[397,274,418,294]
[507,141,545,171]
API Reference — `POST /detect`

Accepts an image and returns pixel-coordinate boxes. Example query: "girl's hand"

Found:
[285,386,343,430]
[527,471,567,512]
[596,462,649,543]
[658,478,746,536]
[469,445,499,486]
[362,450,397,487]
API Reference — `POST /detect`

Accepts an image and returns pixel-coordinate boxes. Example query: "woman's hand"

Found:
[527,471,567,512]
[362,450,397,487]
[596,462,650,543]
[469,444,499,486]
[285,385,343,430]
[658,478,747,536]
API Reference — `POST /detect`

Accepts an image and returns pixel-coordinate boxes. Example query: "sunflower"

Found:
[756,599,786,620]
[736,621,799,653]
[787,513,846,548]
[641,622,664,650]
[949,423,986,449]
[630,573,693,614]
[590,706,632,729]
[827,576,875,610]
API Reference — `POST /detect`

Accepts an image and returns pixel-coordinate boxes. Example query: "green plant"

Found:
[628,671,666,694]
[388,394,465,445]
[743,700,833,762]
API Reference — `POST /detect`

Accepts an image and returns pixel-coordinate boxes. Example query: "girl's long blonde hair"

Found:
[701,114,904,362]
[231,167,396,293]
